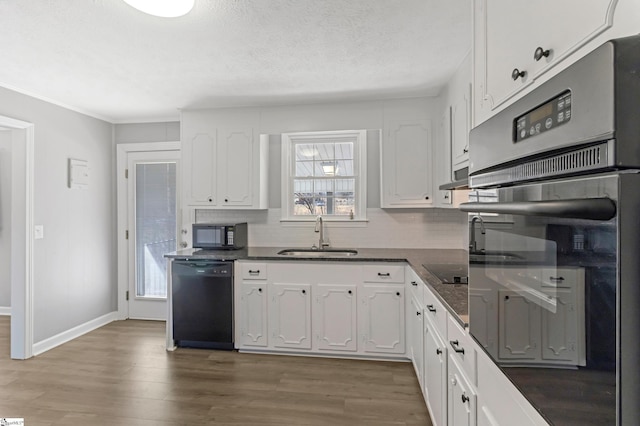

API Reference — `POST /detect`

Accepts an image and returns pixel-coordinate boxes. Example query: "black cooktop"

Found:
[422,263,468,284]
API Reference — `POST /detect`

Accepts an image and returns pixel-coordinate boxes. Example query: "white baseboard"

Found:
[0,306,10,316]
[33,311,119,356]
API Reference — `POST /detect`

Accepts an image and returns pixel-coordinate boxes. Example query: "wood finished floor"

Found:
[0,317,431,425]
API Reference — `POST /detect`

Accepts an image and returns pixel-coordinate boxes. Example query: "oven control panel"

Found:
[514,90,572,142]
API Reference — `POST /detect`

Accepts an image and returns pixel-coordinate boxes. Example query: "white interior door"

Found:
[126,150,180,320]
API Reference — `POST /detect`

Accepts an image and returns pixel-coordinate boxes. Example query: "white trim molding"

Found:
[32,312,118,356]
[1,115,35,360]
[0,307,11,316]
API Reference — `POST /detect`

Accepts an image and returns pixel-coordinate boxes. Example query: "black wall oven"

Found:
[461,36,640,426]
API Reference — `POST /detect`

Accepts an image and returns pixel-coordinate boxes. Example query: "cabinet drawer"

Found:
[241,263,267,280]
[447,315,476,385]
[407,268,425,301]
[363,264,405,283]
[541,267,582,289]
[423,286,447,336]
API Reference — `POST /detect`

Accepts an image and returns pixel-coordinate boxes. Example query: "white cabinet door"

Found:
[182,128,216,206]
[315,284,358,352]
[448,357,477,426]
[424,318,447,426]
[238,282,268,347]
[497,290,540,361]
[217,126,255,207]
[540,288,582,364]
[181,109,267,209]
[381,119,433,208]
[474,0,617,124]
[468,287,498,359]
[361,285,405,354]
[270,283,312,350]
[409,295,424,385]
[451,84,471,170]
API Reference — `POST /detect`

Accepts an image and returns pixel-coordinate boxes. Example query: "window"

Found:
[281,130,367,221]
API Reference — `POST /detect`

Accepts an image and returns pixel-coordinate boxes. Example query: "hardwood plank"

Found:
[0,317,430,425]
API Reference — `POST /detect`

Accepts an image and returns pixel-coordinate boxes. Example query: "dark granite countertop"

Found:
[166,247,469,325]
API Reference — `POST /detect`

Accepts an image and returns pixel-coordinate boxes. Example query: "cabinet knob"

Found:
[258,288,262,292]
[348,290,352,295]
[225,198,229,203]
[411,281,418,286]
[180,241,188,248]
[427,304,436,313]
[208,197,213,202]
[511,68,526,81]
[436,348,442,355]
[416,311,421,316]
[461,393,470,404]
[534,46,551,61]
[396,292,401,297]
[425,196,430,200]
[302,289,306,294]
[463,148,468,153]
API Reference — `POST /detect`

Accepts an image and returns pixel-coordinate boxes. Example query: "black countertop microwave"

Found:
[192,223,248,250]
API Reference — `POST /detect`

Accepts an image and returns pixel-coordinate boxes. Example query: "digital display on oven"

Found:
[514,90,572,142]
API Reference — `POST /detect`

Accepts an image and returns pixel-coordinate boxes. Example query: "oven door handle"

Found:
[459,197,616,220]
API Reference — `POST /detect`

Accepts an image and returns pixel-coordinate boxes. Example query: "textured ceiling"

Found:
[0,0,471,123]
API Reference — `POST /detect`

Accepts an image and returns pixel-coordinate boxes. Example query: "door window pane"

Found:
[135,162,177,298]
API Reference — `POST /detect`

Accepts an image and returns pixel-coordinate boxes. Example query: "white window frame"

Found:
[281,129,367,222]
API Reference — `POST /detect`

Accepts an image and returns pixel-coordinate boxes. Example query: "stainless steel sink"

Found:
[277,248,358,257]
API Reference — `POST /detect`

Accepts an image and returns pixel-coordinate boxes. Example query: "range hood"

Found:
[439,166,469,190]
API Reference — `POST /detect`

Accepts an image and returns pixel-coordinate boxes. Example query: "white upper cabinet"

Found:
[381,99,434,208]
[451,84,471,170]
[473,0,620,125]
[181,109,268,209]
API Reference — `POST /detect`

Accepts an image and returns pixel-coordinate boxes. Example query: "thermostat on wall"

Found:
[68,158,89,189]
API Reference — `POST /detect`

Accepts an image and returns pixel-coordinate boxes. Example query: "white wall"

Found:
[0,130,11,309]
[193,98,468,249]
[114,122,180,144]
[0,87,115,343]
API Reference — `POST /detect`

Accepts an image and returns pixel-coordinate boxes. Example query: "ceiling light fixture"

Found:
[122,0,194,17]
[322,162,338,176]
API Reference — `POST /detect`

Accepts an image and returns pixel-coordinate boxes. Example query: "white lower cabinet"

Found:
[235,261,550,426]
[448,356,477,426]
[361,285,406,354]
[270,282,312,350]
[235,261,405,359]
[424,317,447,426]
[238,282,268,347]
[315,284,358,352]
[408,295,425,384]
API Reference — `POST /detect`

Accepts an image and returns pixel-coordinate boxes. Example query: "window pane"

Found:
[335,160,353,176]
[335,142,353,159]
[135,162,176,298]
[295,161,315,177]
[316,143,335,161]
[296,143,319,160]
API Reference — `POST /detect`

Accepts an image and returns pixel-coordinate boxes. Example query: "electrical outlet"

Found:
[34,225,44,240]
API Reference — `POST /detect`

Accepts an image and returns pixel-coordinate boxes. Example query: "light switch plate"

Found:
[34,225,44,240]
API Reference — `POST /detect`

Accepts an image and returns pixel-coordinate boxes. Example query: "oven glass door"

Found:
[463,173,619,426]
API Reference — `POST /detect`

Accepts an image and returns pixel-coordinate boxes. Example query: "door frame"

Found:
[116,142,181,320]
[2,115,35,360]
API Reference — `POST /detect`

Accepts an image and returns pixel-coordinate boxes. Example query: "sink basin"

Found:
[277,249,358,257]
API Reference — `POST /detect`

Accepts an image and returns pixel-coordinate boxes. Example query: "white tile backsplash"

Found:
[195,207,467,249]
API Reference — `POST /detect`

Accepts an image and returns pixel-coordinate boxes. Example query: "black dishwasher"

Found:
[171,260,234,350]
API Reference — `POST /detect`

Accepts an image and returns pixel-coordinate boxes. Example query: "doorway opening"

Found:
[0,115,35,360]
